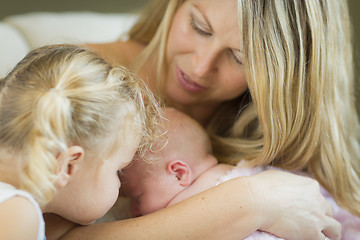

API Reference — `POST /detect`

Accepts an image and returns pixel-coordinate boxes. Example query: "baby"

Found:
[120,108,360,240]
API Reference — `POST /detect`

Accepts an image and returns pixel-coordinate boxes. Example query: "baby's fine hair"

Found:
[0,44,161,206]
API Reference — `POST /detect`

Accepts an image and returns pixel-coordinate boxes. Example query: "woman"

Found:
[47,0,359,239]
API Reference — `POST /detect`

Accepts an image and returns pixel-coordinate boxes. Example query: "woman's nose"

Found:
[192,47,218,78]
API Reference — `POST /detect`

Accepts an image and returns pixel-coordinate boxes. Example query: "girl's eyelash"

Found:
[190,15,212,37]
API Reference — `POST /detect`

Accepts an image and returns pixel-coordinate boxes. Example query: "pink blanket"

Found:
[218,163,360,240]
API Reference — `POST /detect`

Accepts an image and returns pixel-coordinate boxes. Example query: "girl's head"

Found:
[0,44,161,224]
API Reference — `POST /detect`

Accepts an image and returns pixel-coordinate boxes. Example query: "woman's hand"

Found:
[249,170,341,240]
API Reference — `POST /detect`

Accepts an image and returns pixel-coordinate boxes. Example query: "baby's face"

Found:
[120,155,179,217]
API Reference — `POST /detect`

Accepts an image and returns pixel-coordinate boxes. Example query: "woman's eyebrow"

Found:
[192,4,213,32]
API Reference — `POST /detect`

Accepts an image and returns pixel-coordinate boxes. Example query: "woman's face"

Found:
[165,0,247,108]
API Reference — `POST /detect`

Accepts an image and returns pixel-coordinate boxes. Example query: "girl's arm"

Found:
[53,170,340,240]
[0,197,39,240]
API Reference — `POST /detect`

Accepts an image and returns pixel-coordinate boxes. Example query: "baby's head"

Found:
[120,108,217,216]
[0,44,160,224]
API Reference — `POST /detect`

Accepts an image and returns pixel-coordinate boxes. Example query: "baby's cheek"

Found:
[140,198,163,215]
[131,200,141,217]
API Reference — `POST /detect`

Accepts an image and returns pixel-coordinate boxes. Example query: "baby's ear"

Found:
[56,146,84,187]
[166,160,192,187]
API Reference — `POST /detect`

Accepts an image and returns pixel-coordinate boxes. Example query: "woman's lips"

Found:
[176,66,207,93]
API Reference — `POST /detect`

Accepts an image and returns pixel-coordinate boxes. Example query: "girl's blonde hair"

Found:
[0,44,161,206]
[129,0,360,216]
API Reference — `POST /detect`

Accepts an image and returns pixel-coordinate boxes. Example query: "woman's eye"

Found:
[232,54,243,65]
[190,15,212,37]
[229,49,243,65]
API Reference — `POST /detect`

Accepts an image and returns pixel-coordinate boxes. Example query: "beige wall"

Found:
[1,0,359,113]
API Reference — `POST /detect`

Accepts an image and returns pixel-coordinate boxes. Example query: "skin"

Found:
[57,170,340,240]
[164,0,247,124]
[120,155,183,216]
[43,131,140,225]
[120,154,221,217]
[0,110,140,239]
[120,108,219,216]
[0,196,39,240]
[0,151,40,240]
[120,108,225,217]
[89,0,247,126]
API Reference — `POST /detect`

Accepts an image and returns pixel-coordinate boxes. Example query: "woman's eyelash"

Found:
[229,50,243,65]
[232,53,243,65]
[189,13,242,65]
[190,15,212,37]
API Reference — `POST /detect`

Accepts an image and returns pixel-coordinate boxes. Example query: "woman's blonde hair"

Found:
[0,44,161,206]
[236,0,360,216]
[129,0,360,216]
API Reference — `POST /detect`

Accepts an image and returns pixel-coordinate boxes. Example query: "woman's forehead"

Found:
[188,0,238,16]
[187,0,242,49]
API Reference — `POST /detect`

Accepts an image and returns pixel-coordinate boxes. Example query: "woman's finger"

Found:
[322,215,341,240]
[321,195,334,217]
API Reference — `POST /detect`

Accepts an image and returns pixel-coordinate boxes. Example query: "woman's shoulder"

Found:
[85,40,145,68]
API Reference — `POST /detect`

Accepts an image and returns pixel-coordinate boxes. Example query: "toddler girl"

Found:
[0,44,160,240]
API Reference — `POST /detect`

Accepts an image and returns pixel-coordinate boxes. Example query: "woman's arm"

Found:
[53,170,340,240]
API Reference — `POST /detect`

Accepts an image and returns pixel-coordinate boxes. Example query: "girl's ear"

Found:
[166,160,192,187]
[56,146,84,188]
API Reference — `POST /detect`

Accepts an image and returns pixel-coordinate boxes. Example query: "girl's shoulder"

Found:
[0,196,39,240]
[85,40,145,68]
[0,183,45,240]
